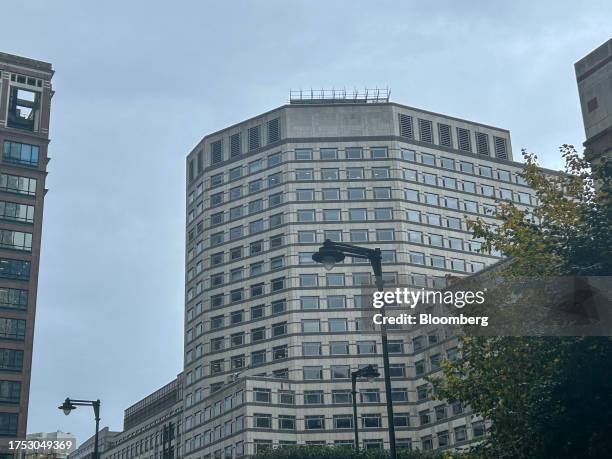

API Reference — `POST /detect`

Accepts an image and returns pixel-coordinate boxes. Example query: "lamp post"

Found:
[59,398,101,459]
[313,240,397,459]
[351,364,380,451]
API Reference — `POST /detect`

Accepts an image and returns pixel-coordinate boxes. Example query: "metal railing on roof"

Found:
[289,87,390,104]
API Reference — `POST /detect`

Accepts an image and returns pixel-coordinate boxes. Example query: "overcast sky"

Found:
[3,0,611,445]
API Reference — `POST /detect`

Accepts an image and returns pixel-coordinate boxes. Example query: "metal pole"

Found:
[352,373,359,451]
[93,400,100,459]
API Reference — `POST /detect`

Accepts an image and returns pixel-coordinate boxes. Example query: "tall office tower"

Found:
[0,53,54,445]
[183,91,535,457]
[575,37,612,165]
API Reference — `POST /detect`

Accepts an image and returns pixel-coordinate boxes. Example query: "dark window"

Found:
[0,413,18,436]
[398,114,414,139]
[0,349,23,372]
[3,141,40,167]
[0,288,28,310]
[0,380,20,403]
[0,258,30,281]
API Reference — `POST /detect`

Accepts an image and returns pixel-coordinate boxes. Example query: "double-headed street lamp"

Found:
[59,398,101,459]
[313,240,397,459]
[351,364,380,451]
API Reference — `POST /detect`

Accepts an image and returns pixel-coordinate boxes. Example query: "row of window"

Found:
[0,172,37,196]
[0,380,21,404]
[0,258,31,281]
[0,349,24,372]
[0,229,32,252]
[0,318,26,340]
[191,145,521,198]
[0,201,34,223]
[0,287,28,310]
[2,141,40,167]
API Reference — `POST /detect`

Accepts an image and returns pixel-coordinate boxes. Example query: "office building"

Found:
[71,376,183,459]
[182,90,538,457]
[0,53,54,447]
[25,431,77,459]
[575,37,612,164]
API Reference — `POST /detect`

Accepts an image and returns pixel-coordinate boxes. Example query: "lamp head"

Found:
[312,241,345,270]
[360,364,380,381]
[58,398,76,416]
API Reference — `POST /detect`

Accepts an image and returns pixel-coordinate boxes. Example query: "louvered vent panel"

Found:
[230,133,241,158]
[398,114,414,139]
[211,140,223,165]
[476,132,490,156]
[248,125,261,151]
[418,119,433,143]
[438,123,452,147]
[457,127,472,152]
[494,136,508,160]
[267,118,280,144]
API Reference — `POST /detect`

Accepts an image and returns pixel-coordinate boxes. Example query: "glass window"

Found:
[407,209,420,222]
[324,230,342,242]
[421,153,435,165]
[424,192,438,205]
[298,231,316,243]
[303,367,323,380]
[296,189,314,201]
[329,318,348,332]
[401,149,416,161]
[328,296,346,309]
[479,165,493,177]
[373,187,391,199]
[445,197,459,209]
[297,210,315,222]
[405,189,419,201]
[350,229,368,242]
[349,208,367,221]
[403,169,417,181]
[323,209,341,221]
[295,148,313,160]
[296,168,313,180]
[498,169,511,181]
[442,176,456,189]
[372,167,390,179]
[376,229,394,241]
[463,181,476,193]
[268,152,282,166]
[357,341,376,354]
[430,255,445,268]
[422,173,437,186]
[375,208,392,220]
[447,217,461,229]
[320,148,337,160]
[348,188,365,200]
[300,274,318,287]
[302,342,321,356]
[460,161,474,174]
[345,147,363,159]
[440,157,455,169]
[301,297,320,310]
[370,147,388,158]
[321,168,339,180]
[322,189,340,200]
[410,252,425,265]
[408,230,422,243]
[481,185,495,197]
[347,168,364,179]
[464,200,478,213]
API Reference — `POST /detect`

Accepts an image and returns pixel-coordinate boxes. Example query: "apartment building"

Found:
[0,52,54,448]
[182,91,537,457]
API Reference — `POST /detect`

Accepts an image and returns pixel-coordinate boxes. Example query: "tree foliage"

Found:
[431,148,612,458]
[253,446,459,459]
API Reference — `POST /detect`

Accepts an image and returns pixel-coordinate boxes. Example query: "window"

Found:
[304,390,324,404]
[301,296,319,310]
[0,413,18,436]
[0,288,28,311]
[464,200,478,213]
[408,230,422,243]
[348,188,365,200]
[421,153,435,165]
[417,384,429,400]
[295,148,313,160]
[372,167,389,179]
[499,188,513,200]
[230,186,242,200]
[296,189,314,201]
[476,132,490,155]
[442,176,456,189]
[297,210,315,222]
[374,208,392,220]
[270,233,283,248]
[479,165,493,178]
[447,217,461,230]
[271,299,286,314]
[305,416,324,430]
[3,141,40,167]
[251,349,266,366]
[229,226,243,240]
[296,168,313,181]
[394,413,410,427]
[419,410,431,426]
[457,127,471,151]
[324,230,342,242]
[332,390,352,404]
[357,340,376,354]
[229,166,242,181]
[401,148,416,161]
[390,364,406,377]
[0,349,23,371]
[517,192,531,204]
[444,197,459,209]
[334,415,353,429]
[278,415,295,430]
[455,425,468,443]
[321,168,339,180]
[371,147,388,158]
[326,273,345,286]
[0,380,20,403]
[361,388,380,403]
[300,274,318,287]
[407,209,420,222]
[320,148,337,160]
[0,259,30,281]
[330,341,349,355]
[211,173,224,187]
[346,147,363,159]
[269,193,283,207]
[303,366,322,380]
[302,342,321,356]
[451,258,466,271]
[347,168,364,179]
[430,255,445,268]
[481,185,495,197]
[362,414,382,428]
[403,168,417,181]
[350,229,368,242]
[279,390,295,404]
[0,201,34,223]
[0,173,37,196]
[0,230,32,251]
[329,318,347,332]
[422,172,437,186]
[302,319,320,332]
[424,192,438,205]
[404,188,419,201]
[323,209,341,221]
[376,229,394,241]
[435,404,447,421]
[374,187,391,199]
[410,252,425,265]
[438,430,450,447]
[328,295,346,309]
[254,414,272,429]
[473,421,486,437]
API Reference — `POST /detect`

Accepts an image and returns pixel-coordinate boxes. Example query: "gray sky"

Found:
[3,0,610,445]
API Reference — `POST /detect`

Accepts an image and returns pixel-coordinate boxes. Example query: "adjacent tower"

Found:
[0,53,54,445]
[183,91,534,457]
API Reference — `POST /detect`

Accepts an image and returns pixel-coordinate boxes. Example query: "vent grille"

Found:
[197,150,203,173]
[457,128,472,152]
[267,118,280,144]
[494,136,508,160]
[211,140,223,165]
[230,133,242,158]
[248,125,261,151]
[398,114,414,139]
[438,123,452,147]
[476,132,490,156]
[418,119,433,143]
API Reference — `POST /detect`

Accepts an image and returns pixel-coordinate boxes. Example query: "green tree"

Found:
[253,445,459,459]
[431,147,612,458]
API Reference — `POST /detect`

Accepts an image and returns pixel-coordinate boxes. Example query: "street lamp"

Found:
[59,398,101,459]
[313,240,397,459]
[351,364,380,451]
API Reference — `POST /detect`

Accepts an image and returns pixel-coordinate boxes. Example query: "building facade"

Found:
[0,53,54,447]
[182,94,538,457]
[575,37,612,164]
[102,376,182,459]
[25,431,77,459]
[68,428,120,459]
